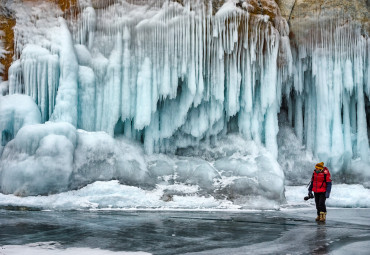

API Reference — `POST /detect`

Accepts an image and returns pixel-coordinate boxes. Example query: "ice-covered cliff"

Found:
[0,0,369,208]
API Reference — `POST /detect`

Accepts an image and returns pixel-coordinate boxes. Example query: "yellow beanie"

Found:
[315,162,324,170]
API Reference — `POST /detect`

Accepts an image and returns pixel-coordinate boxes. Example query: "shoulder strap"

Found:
[320,173,327,188]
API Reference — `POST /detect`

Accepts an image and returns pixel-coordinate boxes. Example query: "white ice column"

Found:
[78,66,96,131]
[135,57,152,130]
[8,60,22,94]
[50,18,79,126]
[100,32,123,135]
[355,38,370,161]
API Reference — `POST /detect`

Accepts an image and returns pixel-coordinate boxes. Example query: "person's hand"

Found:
[308,191,313,198]
[325,191,330,198]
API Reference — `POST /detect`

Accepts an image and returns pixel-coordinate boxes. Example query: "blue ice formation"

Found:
[285,22,370,173]
[0,1,369,199]
[6,1,292,159]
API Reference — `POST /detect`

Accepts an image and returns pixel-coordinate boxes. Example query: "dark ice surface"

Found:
[1,208,370,255]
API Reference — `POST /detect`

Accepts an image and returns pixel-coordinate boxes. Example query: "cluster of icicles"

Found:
[6,0,370,171]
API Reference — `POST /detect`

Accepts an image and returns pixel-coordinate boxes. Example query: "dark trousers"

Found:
[314,192,326,215]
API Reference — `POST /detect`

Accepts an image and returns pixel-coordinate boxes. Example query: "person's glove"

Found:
[304,192,314,201]
[308,191,313,198]
[325,191,330,198]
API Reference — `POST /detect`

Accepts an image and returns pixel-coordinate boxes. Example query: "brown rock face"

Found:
[23,0,77,11]
[275,0,295,20]
[0,13,15,82]
[0,0,78,81]
[276,0,369,44]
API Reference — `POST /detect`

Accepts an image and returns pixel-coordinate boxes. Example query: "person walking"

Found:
[308,162,332,222]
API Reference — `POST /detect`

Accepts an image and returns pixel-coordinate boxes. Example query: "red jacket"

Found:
[311,167,331,193]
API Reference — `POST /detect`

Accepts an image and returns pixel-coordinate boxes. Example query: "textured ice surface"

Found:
[0,81,9,96]
[1,183,367,211]
[277,111,317,185]
[0,123,151,196]
[0,122,76,195]
[0,128,284,207]
[6,0,291,158]
[0,181,235,210]
[0,94,41,154]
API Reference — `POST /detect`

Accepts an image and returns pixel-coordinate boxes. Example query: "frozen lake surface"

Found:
[1,208,370,255]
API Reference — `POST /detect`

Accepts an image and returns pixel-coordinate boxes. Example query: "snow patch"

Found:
[0,242,150,255]
[285,185,370,208]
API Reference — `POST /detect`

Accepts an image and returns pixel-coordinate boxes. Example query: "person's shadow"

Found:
[310,223,329,254]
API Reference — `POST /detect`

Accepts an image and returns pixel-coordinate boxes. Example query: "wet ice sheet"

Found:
[0,208,369,255]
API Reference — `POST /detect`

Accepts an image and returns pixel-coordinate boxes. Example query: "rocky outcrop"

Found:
[0,7,15,81]
[275,0,295,20]
[1,0,78,81]
[276,0,369,44]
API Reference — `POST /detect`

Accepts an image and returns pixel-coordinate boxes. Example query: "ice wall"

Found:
[2,0,370,181]
[285,20,370,173]
[7,0,292,159]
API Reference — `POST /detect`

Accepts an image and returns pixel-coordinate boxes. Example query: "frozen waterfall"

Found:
[6,0,292,158]
[285,19,370,173]
[0,0,369,203]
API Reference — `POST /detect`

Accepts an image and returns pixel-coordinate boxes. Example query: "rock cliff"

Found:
[276,0,369,44]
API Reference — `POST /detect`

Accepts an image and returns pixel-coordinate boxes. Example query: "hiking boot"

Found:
[319,212,326,222]
[315,215,320,221]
